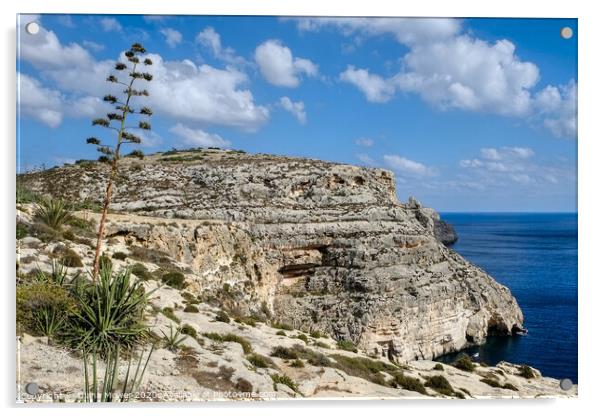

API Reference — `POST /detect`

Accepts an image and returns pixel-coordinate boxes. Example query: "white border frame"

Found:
[2,1,600,415]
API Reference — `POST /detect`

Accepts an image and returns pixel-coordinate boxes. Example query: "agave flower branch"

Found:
[87,43,153,281]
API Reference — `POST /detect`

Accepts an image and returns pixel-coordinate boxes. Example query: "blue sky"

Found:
[17,15,577,212]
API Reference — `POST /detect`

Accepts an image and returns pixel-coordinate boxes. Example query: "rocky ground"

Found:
[16,149,577,401]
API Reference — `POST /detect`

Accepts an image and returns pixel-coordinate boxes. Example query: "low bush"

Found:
[215,310,230,323]
[433,363,445,371]
[161,271,186,289]
[62,249,83,268]
[271,322,293,331]
[424,375,454,396]
[290,359,305,368]
[161,307,181,323]
[271,346,299,360]
[16,223,28,240]
[247,353,273,368]
[336,339,358,353]
[234,315,258,327]
[202,332,252,354]
[295,334,309,343]
[271,374,298,393]
[310,330,323,338]
[180,324,197,338]
[16,282,76,337]
[276,330,286,336]
[330,354,397,386]
[131,263,153,281]
[453,353,476,372]
[314,341,330,349]
[183,305,199,313]
[518,365,535,379]
[389,372,427,395]
[112,252,128,260]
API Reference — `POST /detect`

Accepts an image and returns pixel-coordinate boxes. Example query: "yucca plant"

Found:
[82,343,154,402]
[32,306,67,338]
[34,198,73,231]
[69,265,153,353]
[35,260,73,286]
[160,324,187,352]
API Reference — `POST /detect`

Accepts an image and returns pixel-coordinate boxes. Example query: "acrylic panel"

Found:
[16,14,578,402]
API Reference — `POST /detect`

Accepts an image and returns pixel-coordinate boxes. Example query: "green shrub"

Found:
[234,315,258,327]
[290,359,305,368]
[35,260,70,286]
[161,307,180,323]
[389,372,427,395]
[310,330,323,338]
[295,334,309,343]
[336,339,357,352]
[131,263,153,281]
[34,199,73,231]
[271,322,293,331]
[68,267,151,352]
[67,216,94,231]
[330,354,397,386]
[180,324,197,338]
[424,375,454,396]
[271,346,299,360]
[62,229,76,241]
[518,365,535,379]
[271,374,298,393]
[480,378,502,388]
[16,185,41,204]
[433,363,445,371]
[16,223,28,239]
[453,353,476,372]
[247,353,272,368]
[276,330,286,336]
[16,282,76,337]
[222,334,252,354]
[215,310,230,323]
[314,341,330,349]
[161,271,186,289]
[112,252,127,260]
[62,249,84,268]
[183,304,199,313]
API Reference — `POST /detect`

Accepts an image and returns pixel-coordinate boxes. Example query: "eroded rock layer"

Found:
[20,149,523,362]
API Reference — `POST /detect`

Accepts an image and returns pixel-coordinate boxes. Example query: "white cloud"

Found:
[279,97,307,124]
[315,17,575,138]
[457,146,571,188]
[290,17,462,45]
[383,154,436,177]
[196,27,245,66]
[355,137,374,147]
[18,72,112,128]
[18,73,64,128]
[393,36,539,116]
[19,22,93,69]
[340,66,394,103]
[356,153,375,166]
[160,28,182,48]
[170,123,230,148]
[18,28,270,132]
[82,40,105,52]
[254,40,318,87]
[99,17,122,32]
[533,81,577,138]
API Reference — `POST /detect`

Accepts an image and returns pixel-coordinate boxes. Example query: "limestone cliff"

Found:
[20,149,524,362]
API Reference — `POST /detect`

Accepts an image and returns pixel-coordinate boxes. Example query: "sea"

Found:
[436,213,578,383]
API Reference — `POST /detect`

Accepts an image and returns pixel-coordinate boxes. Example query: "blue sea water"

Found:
[437,213,578,383]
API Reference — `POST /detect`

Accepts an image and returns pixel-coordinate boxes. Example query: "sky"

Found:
[16,15,577,212]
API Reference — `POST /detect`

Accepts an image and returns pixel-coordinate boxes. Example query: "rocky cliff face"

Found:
[20,149,523,362]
